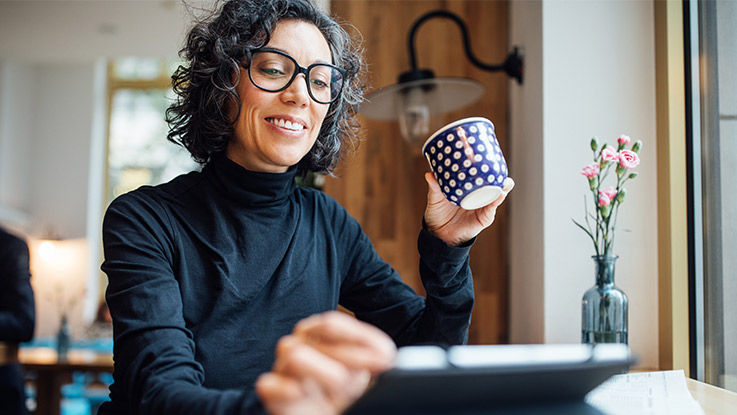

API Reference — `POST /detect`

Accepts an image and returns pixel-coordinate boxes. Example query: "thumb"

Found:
[425,172,446,204]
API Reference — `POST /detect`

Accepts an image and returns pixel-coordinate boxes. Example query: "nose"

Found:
[280,74,310,107]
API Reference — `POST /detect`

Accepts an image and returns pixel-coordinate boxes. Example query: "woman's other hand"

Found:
[423,172,515,246]
[256,311,396,415]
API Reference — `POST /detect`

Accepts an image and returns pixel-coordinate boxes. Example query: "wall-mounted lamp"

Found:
[360,10,523,144]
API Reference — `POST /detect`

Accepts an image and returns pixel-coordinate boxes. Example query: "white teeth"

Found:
[268,118,304,131]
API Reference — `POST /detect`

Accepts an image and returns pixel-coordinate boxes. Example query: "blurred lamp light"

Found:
[38,240,57,262]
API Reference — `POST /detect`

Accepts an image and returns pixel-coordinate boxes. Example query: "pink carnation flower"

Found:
[618,150,640,169]
[617,135,631,145]
[580,163,600,178]
[600,187,617,200]
[598,193,611,207]
[601,146,618,162]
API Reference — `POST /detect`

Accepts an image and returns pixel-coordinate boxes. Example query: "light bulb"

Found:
[39,240,56,262]
[398,87,430,144]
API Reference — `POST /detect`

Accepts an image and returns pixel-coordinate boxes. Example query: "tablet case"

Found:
[345,344,633,415]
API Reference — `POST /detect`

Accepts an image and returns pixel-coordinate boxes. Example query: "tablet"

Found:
[345,344,633,415]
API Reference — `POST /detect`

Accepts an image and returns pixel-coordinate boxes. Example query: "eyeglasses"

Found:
[245,48,346,104]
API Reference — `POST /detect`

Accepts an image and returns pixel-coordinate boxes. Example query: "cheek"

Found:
[313,106,330,132]
[231,73,252,119]
[237,87,268,131]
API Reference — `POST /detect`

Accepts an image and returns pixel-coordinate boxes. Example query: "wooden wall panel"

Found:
[327,0,511,344]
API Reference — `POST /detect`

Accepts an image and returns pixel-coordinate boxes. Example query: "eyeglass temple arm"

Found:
[407,9,524,84]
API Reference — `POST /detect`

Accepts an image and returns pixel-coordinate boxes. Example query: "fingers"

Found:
[293,312,396,373]
[490,176,515,207]
[274,336,352,396]
[256,372,304,403]
[294,311,394,351]
[502,177,515,192]
[475,177,514,226]
[259,313,389,415]
[256,372,333,415]
[301,342,392,372]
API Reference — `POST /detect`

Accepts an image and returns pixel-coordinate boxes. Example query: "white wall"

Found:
[0,61,34,229]
[509,0,545,345]
[1,61,102,238]
[29,63,96,239]
[511,0,659,369]
[0,0,198,63]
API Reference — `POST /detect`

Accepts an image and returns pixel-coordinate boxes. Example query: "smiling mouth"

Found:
[266,117,306,131]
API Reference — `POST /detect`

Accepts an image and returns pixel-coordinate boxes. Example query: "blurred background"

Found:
[0,0,735,413]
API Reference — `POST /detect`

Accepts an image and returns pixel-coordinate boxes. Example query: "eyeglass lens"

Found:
[249,51,343,103]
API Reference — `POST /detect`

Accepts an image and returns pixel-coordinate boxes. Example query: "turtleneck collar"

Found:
[203,152,298,207]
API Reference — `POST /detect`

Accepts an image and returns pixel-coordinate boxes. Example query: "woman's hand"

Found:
[424,172,515,246]
[256,311,396,415]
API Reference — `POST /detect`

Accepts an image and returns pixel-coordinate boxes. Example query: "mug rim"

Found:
[421,117,495,154]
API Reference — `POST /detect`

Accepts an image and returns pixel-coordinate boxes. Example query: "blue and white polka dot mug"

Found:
[422,117,508,210]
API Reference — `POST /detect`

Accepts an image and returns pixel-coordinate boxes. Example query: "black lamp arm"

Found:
[407,10,523,84]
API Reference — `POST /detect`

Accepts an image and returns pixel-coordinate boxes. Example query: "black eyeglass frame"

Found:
[243,48,347,104]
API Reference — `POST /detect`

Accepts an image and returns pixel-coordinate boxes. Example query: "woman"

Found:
[100,1,513,414]
[0,226,35,415]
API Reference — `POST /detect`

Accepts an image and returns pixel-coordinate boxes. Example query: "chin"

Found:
[271,155,306,171]
[277,147,313,167]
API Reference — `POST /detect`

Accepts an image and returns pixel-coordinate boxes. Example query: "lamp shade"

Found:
[361,77,484,120]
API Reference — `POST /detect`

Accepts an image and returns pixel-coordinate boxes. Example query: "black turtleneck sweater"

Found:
[99,153,474,415]
[0,228,34,344]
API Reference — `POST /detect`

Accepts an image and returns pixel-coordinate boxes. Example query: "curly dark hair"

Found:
[166,0,364,174]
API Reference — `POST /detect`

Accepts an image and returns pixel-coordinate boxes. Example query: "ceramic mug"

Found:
[422,117,508,210]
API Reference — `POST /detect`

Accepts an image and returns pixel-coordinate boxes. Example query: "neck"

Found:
[593,255,617,285]
[203,152,298,208]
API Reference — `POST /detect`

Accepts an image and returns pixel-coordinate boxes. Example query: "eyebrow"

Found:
[260,46,332,65]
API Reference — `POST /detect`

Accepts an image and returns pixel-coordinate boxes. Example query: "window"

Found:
[105,57,198,205]
[686,0,737,392]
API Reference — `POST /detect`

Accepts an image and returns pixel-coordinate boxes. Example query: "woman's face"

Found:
[227,19,333,173]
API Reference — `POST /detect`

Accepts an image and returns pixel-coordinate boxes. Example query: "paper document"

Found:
[586,370,704,415]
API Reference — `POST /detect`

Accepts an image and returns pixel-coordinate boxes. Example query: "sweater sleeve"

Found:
[0,235,35,342]
[335,201,474,347]
[101,192,264,415]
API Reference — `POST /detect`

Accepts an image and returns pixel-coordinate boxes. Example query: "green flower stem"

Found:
[596,162,615,253]
[607,168,634,254]
[582,196,598,254]
[594,155,605,254]
[593,186,601,253]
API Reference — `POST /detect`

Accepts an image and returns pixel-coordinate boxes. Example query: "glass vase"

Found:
[582,255,628,345]
[56,314,70,361]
